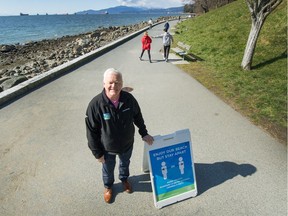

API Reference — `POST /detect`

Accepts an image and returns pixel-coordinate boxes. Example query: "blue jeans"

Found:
[102,146,133,189]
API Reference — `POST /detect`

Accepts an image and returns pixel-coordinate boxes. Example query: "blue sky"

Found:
[0,0,189,16]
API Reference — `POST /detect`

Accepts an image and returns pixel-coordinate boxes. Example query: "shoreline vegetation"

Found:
[0,16,175,92]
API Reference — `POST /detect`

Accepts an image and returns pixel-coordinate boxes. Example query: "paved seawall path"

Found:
[0,20,287,216]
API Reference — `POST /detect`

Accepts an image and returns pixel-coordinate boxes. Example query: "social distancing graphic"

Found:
[142,129,197,208]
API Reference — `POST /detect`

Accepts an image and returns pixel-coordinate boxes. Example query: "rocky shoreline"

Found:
[0,17,171,92]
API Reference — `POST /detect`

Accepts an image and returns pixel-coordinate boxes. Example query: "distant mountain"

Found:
[76,6,184,15]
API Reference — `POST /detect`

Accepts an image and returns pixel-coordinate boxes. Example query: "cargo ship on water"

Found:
[20,13,29,16]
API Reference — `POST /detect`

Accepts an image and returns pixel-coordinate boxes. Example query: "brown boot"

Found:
[104,188,113,203]
[122,180,132,193]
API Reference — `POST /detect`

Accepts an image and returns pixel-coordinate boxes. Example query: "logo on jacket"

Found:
[122,108,130,112]
[103,113,111,120]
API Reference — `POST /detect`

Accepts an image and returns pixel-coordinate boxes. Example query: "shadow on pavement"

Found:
[195,161,257,195]
[110,173,152,203]
[110,162,256,202]
[130,173,153,192]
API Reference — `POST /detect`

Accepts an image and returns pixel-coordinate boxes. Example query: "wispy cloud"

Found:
[116,0,186,8]
[117,0,147,7]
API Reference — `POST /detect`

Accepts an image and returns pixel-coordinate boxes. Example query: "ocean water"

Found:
[0,13,176,45]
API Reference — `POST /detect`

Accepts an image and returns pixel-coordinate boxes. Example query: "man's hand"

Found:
[97,156,105,163]
[142,134,154,145]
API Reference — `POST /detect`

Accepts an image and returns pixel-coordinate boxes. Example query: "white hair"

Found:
[103,68,122,82]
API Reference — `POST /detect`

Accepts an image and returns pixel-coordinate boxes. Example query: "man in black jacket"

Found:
[85,68,154,203]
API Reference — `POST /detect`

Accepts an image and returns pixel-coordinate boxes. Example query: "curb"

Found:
[0,25,153,106]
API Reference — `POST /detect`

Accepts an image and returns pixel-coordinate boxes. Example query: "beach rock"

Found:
[120,27,129,33]
[1,75,28,90]
[0,77,10,85]
[89,31,100,38]
[48,52,56,60]
[0,45,16,52]
[0,69,5,76]
[100,31,107,36]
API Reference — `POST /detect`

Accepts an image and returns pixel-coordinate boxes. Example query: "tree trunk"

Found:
[241,19,264,70]
[242,0,283,70]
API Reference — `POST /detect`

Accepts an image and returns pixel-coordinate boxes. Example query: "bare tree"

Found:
[201,0,210,13]
[193,0,235,14]
[184,4,194,13]
[241,0,283,70]
[195,0,210,13]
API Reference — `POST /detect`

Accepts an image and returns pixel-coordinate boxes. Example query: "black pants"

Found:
[163,45,170,59]
[140,49,151,60]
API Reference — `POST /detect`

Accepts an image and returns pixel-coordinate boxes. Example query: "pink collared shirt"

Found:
[111,99,119,108]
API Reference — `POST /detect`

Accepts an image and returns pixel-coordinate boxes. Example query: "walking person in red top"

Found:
[139,31,152,63]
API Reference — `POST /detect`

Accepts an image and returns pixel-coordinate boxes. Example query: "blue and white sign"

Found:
[143,129,197,208]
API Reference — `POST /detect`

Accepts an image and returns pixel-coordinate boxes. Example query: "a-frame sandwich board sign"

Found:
[143,129,197,208]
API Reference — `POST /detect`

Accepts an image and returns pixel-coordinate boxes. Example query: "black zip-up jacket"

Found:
[85,89,148,159]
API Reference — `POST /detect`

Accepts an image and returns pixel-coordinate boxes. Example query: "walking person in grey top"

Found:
[85,68,154,204]
[153,28,174,62]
